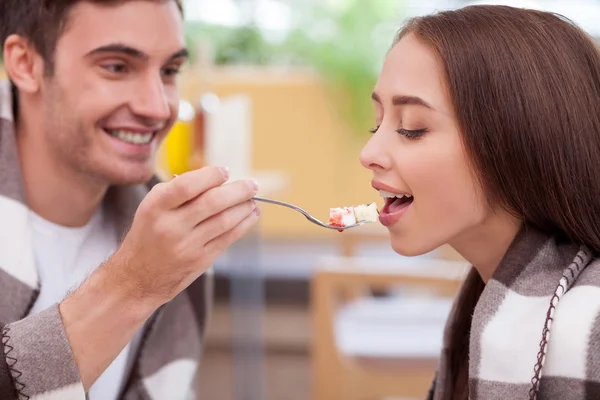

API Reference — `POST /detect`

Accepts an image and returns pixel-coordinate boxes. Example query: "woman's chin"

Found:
[390,238,438,257]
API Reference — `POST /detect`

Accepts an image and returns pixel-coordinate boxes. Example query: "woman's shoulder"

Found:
[542,257,600,384]
[557,256,600,315]
[571,256,600,291]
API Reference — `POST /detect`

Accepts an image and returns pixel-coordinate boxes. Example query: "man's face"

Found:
[42,0,186,185]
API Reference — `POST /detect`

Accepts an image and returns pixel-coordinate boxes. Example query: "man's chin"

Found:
[100,166,156,186]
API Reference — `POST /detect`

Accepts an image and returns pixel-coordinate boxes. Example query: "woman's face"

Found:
[360,33,492,256]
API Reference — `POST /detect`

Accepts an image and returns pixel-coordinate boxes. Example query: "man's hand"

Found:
[60,166,260,390]
[113,166,259,307]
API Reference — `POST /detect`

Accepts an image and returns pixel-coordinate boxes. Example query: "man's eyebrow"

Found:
[86,43,148,60]
[85,43,189,62]
[168,48,189,61]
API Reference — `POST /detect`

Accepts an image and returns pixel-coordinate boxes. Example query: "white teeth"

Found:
[379,190,397,198]
[378,190,413,199]
[109,130,154,145]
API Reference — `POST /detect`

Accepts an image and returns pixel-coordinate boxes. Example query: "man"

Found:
[0,0,260,399]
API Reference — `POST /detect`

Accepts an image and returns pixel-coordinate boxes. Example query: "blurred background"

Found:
[4,0,600,399]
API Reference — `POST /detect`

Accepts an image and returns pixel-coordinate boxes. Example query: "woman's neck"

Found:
[450,210,523,283]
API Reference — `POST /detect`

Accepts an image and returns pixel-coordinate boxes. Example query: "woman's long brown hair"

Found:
[395,5,600,399]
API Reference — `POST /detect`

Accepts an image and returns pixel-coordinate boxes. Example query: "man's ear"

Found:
[3,34,45,94]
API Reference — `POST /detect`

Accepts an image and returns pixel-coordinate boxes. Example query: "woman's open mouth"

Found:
[379,190,414,226]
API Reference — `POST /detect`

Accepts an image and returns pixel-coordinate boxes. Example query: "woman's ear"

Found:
[3,34,44,94]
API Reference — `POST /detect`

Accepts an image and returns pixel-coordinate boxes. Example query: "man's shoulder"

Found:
[0,80,14,124]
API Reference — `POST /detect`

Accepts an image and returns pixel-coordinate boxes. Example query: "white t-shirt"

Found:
[28,207,141,400]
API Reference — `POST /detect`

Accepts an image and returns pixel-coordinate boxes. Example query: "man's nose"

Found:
[130,75,171,122]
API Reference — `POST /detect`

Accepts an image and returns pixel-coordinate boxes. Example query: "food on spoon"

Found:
[353,202,379,223]
[328,207,356,228]
[328,202,379,227]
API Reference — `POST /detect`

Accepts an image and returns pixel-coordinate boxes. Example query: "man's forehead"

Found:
[60,1,185,55]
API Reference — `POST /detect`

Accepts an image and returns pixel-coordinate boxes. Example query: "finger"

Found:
[180,179,258,226]
[203,207,261,257]
[154,166,230,210]
[189,199,256,245]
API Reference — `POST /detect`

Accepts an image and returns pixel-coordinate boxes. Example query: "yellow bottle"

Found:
[156,100,195,177]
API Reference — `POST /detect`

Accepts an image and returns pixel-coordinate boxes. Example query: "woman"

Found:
[360,5,600,400]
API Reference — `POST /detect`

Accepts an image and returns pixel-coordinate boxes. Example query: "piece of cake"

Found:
[328,202,379,227]
[328,207,357,227]
[353,202,379,222]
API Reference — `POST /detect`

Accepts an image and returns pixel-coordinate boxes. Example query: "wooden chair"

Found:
[310,256,468,400]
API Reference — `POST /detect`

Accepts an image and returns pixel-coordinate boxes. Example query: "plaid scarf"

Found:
[430,225,600,399]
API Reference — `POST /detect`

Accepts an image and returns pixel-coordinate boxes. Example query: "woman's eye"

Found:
[368,126,428,138]
[396,128,427,139]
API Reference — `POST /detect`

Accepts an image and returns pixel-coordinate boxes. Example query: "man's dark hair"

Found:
[0,0,183,75]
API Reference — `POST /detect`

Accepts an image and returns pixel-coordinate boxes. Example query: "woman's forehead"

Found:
[375,34,453,116]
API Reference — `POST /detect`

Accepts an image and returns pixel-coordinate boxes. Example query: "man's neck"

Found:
[16,109,107,227]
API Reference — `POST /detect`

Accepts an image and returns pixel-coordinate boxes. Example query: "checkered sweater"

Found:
[429,226,600,399]
[0,79,212,400]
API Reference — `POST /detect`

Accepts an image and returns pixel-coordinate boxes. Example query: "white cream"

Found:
[330,207,357,226]
[340,208,357,226]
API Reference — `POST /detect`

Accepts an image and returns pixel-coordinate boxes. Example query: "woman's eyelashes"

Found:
[396,128,427,139]
[368,126,428,139]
